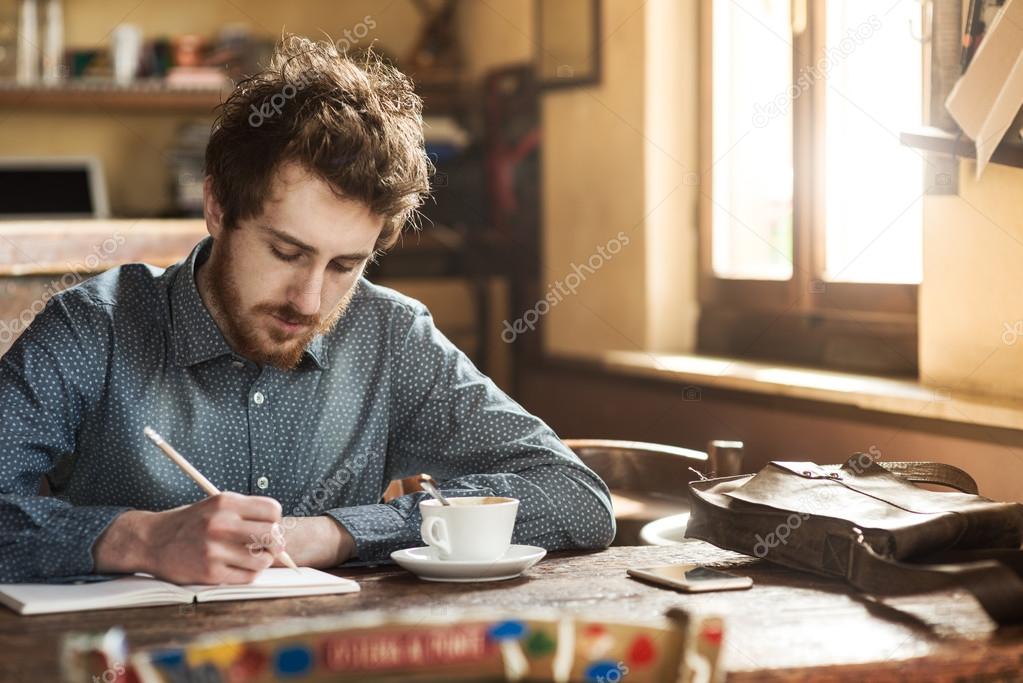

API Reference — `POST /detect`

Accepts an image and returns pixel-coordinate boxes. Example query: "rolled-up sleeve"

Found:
[325,305,615,563]
[0,294,130,582]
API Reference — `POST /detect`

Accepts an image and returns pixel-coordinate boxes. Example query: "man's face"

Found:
[204,162,385,370]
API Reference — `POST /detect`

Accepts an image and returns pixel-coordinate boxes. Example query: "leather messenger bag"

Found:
[685,455,1023,625]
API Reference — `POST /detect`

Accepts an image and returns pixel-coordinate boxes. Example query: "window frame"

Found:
[697,0,919,376]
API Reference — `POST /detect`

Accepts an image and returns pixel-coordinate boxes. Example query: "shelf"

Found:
[900,126,1023,170]
[0,80,470,116]
[0,82,225,113]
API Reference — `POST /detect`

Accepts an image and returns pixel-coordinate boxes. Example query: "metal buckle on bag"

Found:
[845,527,868,581]
[847,526,894,582]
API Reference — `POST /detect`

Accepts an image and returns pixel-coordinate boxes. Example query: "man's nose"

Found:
[289,270,323,318]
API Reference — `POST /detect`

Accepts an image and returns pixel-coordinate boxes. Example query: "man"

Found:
[0,37,614,584]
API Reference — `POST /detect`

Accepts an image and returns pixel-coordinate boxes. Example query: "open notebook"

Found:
[0,567,360,615]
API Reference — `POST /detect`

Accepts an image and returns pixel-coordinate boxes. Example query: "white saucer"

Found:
[390,544,547,582]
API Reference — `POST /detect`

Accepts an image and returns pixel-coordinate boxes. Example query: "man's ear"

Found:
[203,176,225,240]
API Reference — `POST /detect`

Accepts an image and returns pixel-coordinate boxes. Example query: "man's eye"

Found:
[271,246,301,262]
[331,262,355,274]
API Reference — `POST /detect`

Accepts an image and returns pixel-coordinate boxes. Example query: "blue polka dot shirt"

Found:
[0,237,615,582]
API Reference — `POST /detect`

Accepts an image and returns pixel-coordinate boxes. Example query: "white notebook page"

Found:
[0,567,359,615]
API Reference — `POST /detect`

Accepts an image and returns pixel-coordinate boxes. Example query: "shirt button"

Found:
[232,360,245,368]
[253,391,265,405]
[256,476,269,490]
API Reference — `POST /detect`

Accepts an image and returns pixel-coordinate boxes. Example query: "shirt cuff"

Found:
[39,505,132,579]
[324,503,420,563]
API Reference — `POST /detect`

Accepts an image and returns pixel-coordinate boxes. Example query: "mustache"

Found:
[256,304,319,327]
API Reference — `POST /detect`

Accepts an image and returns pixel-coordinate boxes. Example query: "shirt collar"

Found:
[170,237,330,370]
[304,332,330,370]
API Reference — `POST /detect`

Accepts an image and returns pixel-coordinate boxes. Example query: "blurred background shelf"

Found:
[0,82,226,112]
[0,80,470,116]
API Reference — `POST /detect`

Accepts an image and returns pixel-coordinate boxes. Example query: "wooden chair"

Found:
[561,439,707,546]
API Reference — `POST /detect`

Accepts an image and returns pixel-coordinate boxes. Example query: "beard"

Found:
[203,236,359,370]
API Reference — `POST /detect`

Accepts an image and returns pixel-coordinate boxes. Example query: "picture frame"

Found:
[535,0,601,90]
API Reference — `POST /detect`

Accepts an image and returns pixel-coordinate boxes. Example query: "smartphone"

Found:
[627,564,753,593]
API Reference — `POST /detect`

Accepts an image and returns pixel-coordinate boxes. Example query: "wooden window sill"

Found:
[552,349,1023,432]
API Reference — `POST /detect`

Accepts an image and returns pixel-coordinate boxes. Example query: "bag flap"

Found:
[736,461,1003,516]
[691,458,1023,558]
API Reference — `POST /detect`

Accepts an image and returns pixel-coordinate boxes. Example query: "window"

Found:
[710,0,794,281]
[699,0,925,375]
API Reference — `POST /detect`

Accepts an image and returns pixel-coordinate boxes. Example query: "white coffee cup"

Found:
[419,496,519,561]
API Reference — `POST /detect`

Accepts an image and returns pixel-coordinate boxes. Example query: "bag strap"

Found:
[877,461,979,494]
[833,529,1023,625]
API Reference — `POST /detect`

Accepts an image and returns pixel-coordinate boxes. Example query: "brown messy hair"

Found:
[204,35,433,251]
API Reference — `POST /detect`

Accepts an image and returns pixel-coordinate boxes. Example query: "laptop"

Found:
[0,156,110,219]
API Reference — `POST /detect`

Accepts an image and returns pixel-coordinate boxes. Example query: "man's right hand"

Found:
[93,492,286,585]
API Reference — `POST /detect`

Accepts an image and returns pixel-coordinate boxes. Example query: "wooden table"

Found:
[2,543,1021,682]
